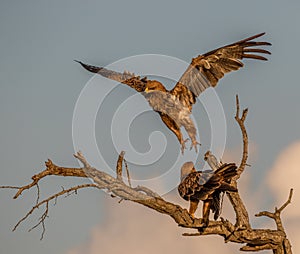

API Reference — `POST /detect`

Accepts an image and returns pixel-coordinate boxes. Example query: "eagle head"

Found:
[144,80,167,93]
[180,161,196,181]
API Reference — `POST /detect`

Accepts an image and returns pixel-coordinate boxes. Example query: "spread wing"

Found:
[171,33,271,110]
[75,60,147,92]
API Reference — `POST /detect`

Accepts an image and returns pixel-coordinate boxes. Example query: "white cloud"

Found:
[266,142,300,218]
[265,141,300,253]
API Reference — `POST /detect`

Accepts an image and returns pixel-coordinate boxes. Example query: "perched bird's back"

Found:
[178,163,238,202]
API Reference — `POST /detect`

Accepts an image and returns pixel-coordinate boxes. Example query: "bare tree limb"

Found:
[1,96,293,253]
[124,158,132,187]
[277,188,293,213]
[2,151,292,251]
[0,159,87,199]
[116,151,125,181]
[225,95,250,229]
[256,189,293,233]
[12,183,99,239]
[234,94,249,178]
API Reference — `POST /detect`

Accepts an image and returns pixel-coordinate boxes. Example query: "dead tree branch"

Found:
[225,94,251,230]
[255,188,293,229]
[234,94,249,178]
[1,97,293,253]
[116,151,125,181]
[16,183,99,240]
[255,189,293,254]
[0,159,87,199]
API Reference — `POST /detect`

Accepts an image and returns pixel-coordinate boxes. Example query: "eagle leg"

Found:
[190,139,201,153]
[181,138,189,154]
[188,199,199,218]
[159,113,187,153]
[202,200,211,227]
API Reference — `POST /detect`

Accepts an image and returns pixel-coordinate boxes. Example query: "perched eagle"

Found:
[76,33,271,153]
[178,161,237,226]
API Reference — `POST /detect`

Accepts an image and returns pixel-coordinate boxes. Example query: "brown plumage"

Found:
[178,161,237,226]
[76,33,271,153]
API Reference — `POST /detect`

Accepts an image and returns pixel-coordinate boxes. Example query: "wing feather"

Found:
[171,33,271,109]
[178,163,238,201]
[75,60,147,92]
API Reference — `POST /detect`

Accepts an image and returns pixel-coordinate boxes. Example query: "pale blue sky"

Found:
[0,1,300,253]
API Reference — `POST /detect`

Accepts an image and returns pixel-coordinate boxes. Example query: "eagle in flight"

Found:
[178,161,237,226]
[76,33,271,153]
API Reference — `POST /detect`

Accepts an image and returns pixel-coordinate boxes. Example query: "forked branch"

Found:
[256,189,293,233]
[234,94,249,178]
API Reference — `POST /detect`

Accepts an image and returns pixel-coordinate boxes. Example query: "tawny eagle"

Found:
[76,33,271,153]
[178,161,237,226]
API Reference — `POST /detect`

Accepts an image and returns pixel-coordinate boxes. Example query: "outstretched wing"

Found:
[171,33,271,109]
[75,61,147,92]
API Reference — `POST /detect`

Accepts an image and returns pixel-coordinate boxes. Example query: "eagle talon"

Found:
[190,140,201,153]
[201,218,209,228]
[181,138,190,154]
[198,220,209,233]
